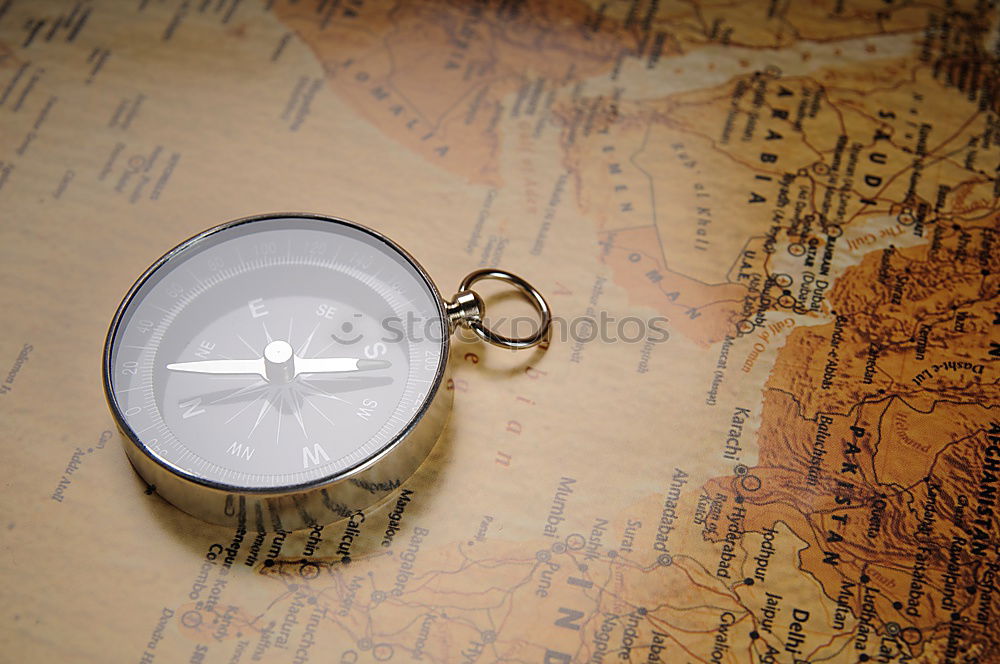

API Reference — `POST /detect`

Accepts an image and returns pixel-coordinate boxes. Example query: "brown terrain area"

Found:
[700,212,998,657]
[272,0,625,185]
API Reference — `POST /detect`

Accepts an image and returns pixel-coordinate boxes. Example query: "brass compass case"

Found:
[102,214,452,532]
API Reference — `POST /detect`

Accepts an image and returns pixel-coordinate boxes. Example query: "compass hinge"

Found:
[445,290,484,333]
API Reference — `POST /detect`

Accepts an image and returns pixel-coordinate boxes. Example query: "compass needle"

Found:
[294,356,391,375]
[166,358,265,377]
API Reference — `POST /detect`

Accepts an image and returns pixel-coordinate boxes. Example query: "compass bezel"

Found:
[102,212,452,530]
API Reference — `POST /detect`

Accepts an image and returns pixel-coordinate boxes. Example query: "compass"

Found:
[103,213,550,531]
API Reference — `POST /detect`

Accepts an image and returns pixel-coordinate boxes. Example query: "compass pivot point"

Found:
[264,340,294,383]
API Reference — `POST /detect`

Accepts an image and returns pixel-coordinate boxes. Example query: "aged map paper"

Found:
[1,1,998,662]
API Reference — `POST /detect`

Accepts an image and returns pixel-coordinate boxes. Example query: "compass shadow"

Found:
[182,376,395,406]
[300,376,394,394]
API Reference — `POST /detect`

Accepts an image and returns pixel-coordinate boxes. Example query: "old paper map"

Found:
[1,1,998,662]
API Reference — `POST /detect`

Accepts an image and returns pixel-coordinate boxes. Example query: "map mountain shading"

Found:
[0,1,998,663]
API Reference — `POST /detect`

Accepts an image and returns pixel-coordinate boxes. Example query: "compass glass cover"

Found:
[106,215,447,491]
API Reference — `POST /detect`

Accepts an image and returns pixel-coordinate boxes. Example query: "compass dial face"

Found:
[105,215,447,491]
